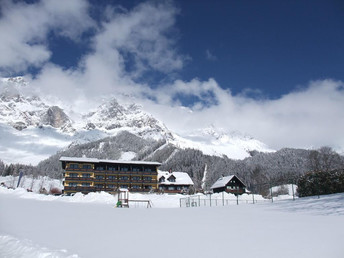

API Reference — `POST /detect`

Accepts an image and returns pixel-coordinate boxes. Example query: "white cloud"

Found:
[0,0,94,73]
[142,79,344,151]
[205,49,217,61]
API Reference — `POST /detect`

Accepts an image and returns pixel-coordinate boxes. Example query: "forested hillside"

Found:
[1,131,343,192]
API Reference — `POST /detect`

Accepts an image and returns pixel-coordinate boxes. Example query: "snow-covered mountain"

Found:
[0,77,273,165]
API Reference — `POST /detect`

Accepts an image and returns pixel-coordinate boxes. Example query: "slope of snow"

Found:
[0,187,343,258]
[174,126,274,159]
[0,124,72,165]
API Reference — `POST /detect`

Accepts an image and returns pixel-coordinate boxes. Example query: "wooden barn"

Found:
[211,175,246,194]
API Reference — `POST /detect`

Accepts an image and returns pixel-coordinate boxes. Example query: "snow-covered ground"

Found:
[0,186,343,258]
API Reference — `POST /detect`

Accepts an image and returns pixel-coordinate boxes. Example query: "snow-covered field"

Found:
[1,186,343,258]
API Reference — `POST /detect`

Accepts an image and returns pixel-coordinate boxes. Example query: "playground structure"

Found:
[116,188,152,208]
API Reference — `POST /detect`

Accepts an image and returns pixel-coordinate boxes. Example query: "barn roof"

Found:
[210,175,246,189]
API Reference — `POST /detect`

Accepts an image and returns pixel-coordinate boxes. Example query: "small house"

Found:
[211,175,246,194]
[158,171,194,194]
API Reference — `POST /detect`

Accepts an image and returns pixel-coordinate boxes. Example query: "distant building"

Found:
[60,156,161,195]
[158,171,194,194]
[211,175,246,194]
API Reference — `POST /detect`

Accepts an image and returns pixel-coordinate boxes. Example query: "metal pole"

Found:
[222,192,224,206]
[270,183,273,203]
[17,171,24,188]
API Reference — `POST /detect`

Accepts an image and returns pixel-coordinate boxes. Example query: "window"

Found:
[82,173,91,178]
[69,182,77,187]
[132,176,141,181]
[108,166,116,171]
[168,186,175,190]
[120,185,128,189]
[144,168,152,172]
[168,176,176,182]
[69,173,78,177]
[95,184,103,189]
[159,177,165,183]
[82,183,90,187]
[144,177,152,181]
[69,164,79,169]
[132,185,141,189]
[82,164,92,170]
[95,175,104,179]
[107,184,115,188]
[144,185,152,190]
[132,167,140,172]
[120,166,129,171]
[96,166,104,171]
[108,175,116,180]
[120,176,129,181]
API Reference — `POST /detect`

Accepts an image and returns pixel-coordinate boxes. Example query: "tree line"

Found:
[1,131,344,197]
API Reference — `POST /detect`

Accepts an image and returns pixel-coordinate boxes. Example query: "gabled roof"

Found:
[167,174,176,181]
[210,175,246,189]
[59,156,161,166]
[158,171,194,186]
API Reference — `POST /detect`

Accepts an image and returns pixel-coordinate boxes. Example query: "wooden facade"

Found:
[211,175,246,194]
[60,157,161,195]
[158,171,194,194]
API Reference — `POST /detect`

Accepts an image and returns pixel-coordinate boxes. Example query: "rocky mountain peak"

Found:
[41,106,72,129]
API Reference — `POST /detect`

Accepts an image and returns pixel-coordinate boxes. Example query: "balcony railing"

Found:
[64,177,94,181]
[65,168,94,172]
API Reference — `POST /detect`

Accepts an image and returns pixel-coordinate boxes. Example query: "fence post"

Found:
[252,193,255,204]
[270,183,273,203]
[222,192,224,206]
[198,195,201,207]
[292,183,295,201]
[209,194,212,207]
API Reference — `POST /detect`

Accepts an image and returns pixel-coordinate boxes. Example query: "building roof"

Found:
[210,175,246,189]
[158,171,194,186]
[59,156,161,166]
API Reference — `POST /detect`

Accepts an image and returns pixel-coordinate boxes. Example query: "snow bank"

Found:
[0,235,78,258]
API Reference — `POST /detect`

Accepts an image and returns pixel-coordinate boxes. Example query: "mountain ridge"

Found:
[0,76,273,165]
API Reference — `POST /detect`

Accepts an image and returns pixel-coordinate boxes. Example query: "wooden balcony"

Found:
[65,177,94,181]
[65,168,94,172]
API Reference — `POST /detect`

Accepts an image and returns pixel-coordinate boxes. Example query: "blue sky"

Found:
[44,0,344,99]
[176,0,344,98]
[0,0,344,150]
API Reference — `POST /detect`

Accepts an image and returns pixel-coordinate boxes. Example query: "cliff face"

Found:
[41,106,72,129]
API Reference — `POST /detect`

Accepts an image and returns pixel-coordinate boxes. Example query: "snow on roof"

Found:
[210,175,246,189]
[210,175,234,189]
[59,156,161,166]
[158,171,194,186]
